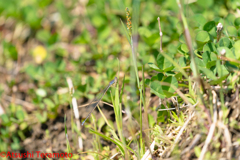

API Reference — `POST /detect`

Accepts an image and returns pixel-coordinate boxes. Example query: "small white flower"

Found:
[216,23,223,32]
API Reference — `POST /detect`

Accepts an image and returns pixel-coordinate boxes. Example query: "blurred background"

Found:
[0,0,239,159]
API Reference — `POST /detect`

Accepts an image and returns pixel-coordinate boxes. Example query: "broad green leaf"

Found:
[206,61,216,69]
[162,76,178,93]
[202,51,211,65]
[138,27,152,37]
[36,30,51,43]
[191,14,207,27]
[234,17,240,27]
[199,67,217,80]
[148,114,155,128]
[181,43,189,53]
[203,21,215,32]
[20,122,28,130]
[225,14,235,25]
[16,110,25,121]
[227,26,237,37]
[43,98,55,109]
[178,57,186,67]
[195,58,205,67]
[233,40,240,59]
[156,54,172,71]
[179,33,186,43]
[3,41,18,61]
[210,52,217,61]
[36,112,47,123]
[195,31,210,43]
[150,81,165,99]
[196,0,213,8]
[151,73,164,81]
[210,74,229,85]
[91,14,106,27]
[203,43,217,53]
[216,60,229,77]
[0,114,11,126]
[218,37,232,48]
[194,146,201,158]
[148,62,161,71]
[11,137,20,150]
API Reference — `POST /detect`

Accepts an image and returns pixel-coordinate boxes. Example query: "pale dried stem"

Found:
[66,77,83,151]
[157,17,163,52]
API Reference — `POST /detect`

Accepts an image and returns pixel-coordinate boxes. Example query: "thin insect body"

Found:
[81,77,117,125]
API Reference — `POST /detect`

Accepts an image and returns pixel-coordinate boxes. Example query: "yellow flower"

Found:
[32,45,47,64]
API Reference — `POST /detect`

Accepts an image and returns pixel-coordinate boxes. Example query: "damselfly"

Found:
[81,77,117,125]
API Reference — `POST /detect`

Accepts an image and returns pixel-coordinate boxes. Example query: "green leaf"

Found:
[218,37,232,48]
[181,43,189,53]
[0,114,11,126]
[11,136,20,150]
[216,60,229,77]
[179,33,186,43]
[234,17,240,27]
[210,52,217,61]
[226,14,235,25]
[150,81,165,99]
[148,114,155,128]
[43,98,55,109]
[191,14,207,27]
[195,31,210,43]
[199,67,217,80]
[162,76,178,93]
[203,43,217,53]
[206,61,216,69]
[196,0,213,8]
[157,104,170,123]
[36,112,47,123]
[148,62,161,71]
[16,110,25,121]
[138,27,152,37]
[91,14,106,27]
[202,51,211,65]
[210,74,229,85]
[151,73,164,81]
[194,146,201,158]
[120,19,131,45]
[195,58,205,67]
[227,26,237,37]
[3,41,18,61]
[203,21,215,32]
[178,57,186,67]
[36,30,51,43]
[233,40,240,59]
[156,54,173,71]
